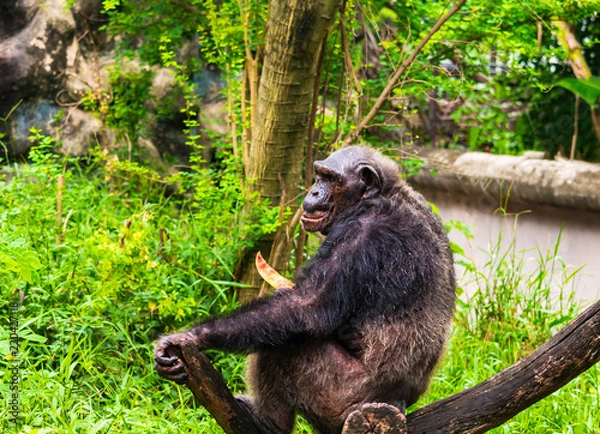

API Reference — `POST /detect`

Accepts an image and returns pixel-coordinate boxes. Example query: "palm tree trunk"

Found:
[237,0,342,302]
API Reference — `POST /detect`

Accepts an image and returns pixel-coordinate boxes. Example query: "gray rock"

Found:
[151,67,176,101]
[0,0,214,163]
[59,107,102,156]
[10,100,60,155]
[194,64,226,103]
[0,0,76,114]
[137,137,164,167]
[0,0,38,39]
[9,100,102,156]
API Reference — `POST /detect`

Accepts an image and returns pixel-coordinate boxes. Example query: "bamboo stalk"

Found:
[56,174,64,245]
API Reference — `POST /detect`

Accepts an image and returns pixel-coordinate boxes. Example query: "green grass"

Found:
[417,227,600,433]
[0,157,598,433]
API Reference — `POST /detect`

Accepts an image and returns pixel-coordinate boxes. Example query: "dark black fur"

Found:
[155,146,456,434]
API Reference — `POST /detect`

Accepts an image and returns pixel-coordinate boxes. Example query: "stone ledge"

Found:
[407,148,600,213]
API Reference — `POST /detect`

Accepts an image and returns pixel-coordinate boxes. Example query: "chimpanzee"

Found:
[154,145,456,433]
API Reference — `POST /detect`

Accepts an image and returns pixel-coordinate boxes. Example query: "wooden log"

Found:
[180,344,261,434]
[406,299,600,433]
[343,403,407,434]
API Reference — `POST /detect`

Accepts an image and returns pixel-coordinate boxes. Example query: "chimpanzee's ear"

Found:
[358,164,381,199]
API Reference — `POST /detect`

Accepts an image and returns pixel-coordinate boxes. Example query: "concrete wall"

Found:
[420,188,600,303]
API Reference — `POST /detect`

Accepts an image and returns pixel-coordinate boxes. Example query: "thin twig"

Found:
[228,78,239,161]
[261,174,288,297]
[307,37,327,189]
[342,0,467,147]
[333,47,346,151]
[339,0,363,96]
[317,35,334,155]
[570,95,579,160]
[241,67,249,169]
[119,219,132,248]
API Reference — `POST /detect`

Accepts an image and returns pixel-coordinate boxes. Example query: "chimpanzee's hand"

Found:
[154,331,197,384]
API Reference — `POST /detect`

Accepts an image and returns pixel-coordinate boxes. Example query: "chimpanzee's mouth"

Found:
[300,210,332,233]
[300,210,328,224]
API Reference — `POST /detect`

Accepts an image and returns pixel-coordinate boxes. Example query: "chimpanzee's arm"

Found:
[194,206,432,354]
[191,286,343,353]
[191,211,424,353]
[154,269,355,383]
[155,209,425,384]
[155,234,369,383]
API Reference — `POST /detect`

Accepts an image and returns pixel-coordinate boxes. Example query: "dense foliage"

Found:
[99,0,600,160]
[1,141,598,432]
[0,133,279,431]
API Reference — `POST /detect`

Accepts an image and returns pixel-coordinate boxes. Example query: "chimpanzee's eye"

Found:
[319,173,338,184]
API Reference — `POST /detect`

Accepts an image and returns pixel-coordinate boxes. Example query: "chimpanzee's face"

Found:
[301,147,381,235]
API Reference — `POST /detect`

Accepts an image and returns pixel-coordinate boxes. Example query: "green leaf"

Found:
[20,330,48,343]
[555,77,600,107]
[0,252,19,272]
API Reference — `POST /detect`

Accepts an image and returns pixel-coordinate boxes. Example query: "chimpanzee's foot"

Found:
[389,400,407,415]
[235,395,293,434]
[342,403,407,434]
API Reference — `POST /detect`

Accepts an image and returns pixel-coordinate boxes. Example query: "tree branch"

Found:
[406,299,600,433]
[571,94,579,160]
[169,0,198,14]
[342,0,467,147]
[339,0,363,96]
[553,20,600,144]
[181,344,261,434]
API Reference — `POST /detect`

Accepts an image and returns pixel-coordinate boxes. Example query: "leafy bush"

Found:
[0,135,277,432]
[82,67,155,143]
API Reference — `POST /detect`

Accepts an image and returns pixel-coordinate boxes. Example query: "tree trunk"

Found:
[237,0,342,302]
[553,20,600,145]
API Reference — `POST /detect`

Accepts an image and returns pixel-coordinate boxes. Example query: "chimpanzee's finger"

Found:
[154,346,179,366]
[155,361,188,384]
